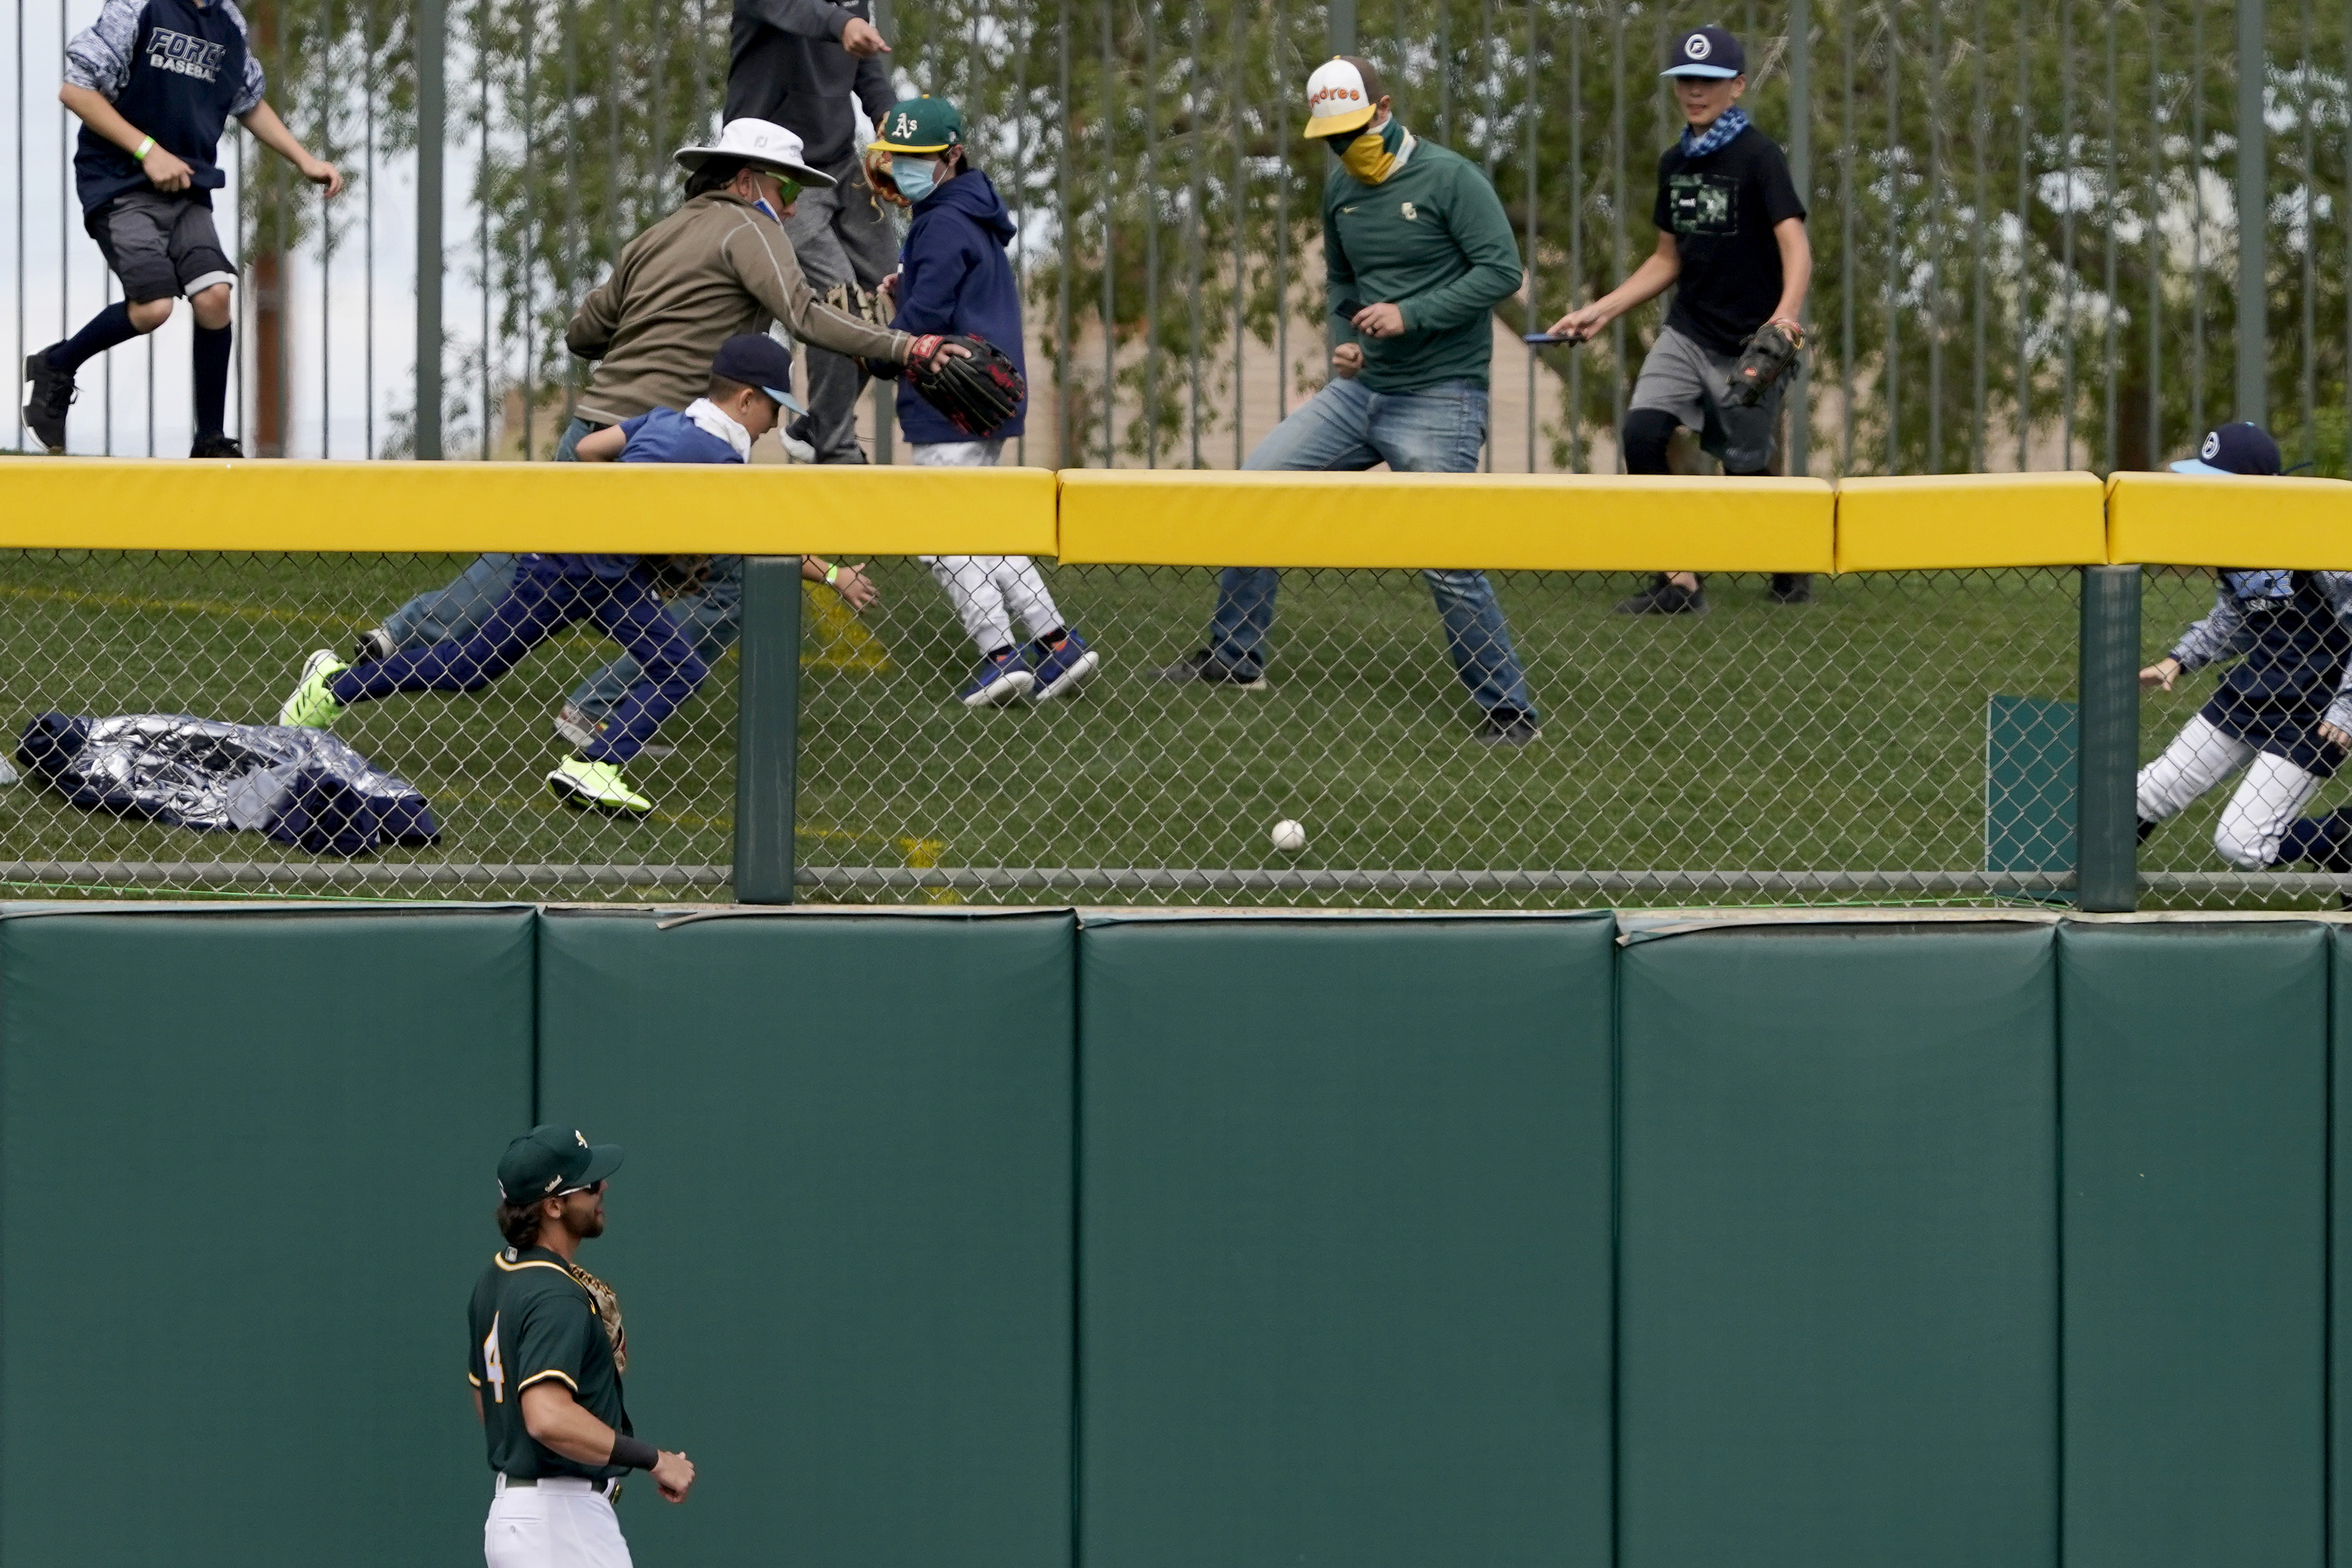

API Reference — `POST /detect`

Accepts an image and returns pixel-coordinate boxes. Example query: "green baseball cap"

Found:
[497,1123,624,1204]
[871,96,965,154]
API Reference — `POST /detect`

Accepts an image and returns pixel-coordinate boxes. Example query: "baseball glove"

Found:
[908,333,1026,438]
[863,146,911,208]
[640,554,713,597]
[1722,319,1803,408]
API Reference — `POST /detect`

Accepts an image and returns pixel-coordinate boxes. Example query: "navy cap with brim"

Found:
[2169,458,2235,476]
[1663,62,1741,77]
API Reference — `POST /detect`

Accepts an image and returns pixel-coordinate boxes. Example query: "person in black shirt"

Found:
[1551,24,1813,614]
[725,0,899,464]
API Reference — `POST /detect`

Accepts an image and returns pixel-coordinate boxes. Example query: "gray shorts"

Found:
[89,190,235,304]
[1629,322,1784,475]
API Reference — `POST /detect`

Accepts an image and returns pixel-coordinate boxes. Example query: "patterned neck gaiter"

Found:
[1679,106,1751,159]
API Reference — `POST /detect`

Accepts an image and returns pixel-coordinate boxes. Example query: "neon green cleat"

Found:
[547,756,653,816]
[277,648,349,728]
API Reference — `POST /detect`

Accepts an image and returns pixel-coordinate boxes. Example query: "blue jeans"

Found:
[1206,377,1534,719]
[380,416,745,724]
[332,556,707,765]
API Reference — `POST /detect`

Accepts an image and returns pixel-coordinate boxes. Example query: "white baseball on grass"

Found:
[1271,818,1307,852]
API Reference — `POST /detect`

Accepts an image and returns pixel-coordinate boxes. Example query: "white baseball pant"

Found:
[2135,713,2326,869]
[484,1475,633,1568]
[912,439,1066,656]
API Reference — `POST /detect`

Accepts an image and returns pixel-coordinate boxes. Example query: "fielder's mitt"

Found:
[1723,319,1803,409]
[640,553,713,597]
[824,280,893,331]
[908,333,1026,438]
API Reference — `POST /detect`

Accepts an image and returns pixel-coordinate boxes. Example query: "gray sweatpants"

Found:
[1629,322,1784,476]
[785,151,902,463]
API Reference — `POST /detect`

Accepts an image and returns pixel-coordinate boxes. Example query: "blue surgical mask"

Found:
[754,195,783,224]
[894,159,938,202]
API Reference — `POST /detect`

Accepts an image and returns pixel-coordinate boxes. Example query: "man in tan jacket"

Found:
[357,119,946,755]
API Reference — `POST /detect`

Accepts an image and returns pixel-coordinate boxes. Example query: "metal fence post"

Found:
[732,557,803,903]
[2077,564,2142,911]
[2237,0,2266,424]
[414,0,444,459]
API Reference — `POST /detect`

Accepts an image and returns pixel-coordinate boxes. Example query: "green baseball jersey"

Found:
[1322,132,1525,393]
[466,1246,634,1480]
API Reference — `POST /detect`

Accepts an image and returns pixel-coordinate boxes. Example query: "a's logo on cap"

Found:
[2203,430,2222,460]
[1685,31,1712,58]
[545,1175,562,1192]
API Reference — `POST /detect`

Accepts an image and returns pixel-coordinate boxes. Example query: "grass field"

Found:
[0,550,2318,907]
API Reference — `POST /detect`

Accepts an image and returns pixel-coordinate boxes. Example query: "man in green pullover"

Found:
[1156,53,1540,746]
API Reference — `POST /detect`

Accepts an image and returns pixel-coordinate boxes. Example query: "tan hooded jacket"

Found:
[566,188,910,426]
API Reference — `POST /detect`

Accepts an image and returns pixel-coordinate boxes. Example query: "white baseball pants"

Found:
[912,440,1065,656]
[2136,713,2325,869]
[484,1476,633,1568]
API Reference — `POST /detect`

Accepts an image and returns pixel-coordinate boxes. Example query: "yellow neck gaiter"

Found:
[1337,118,1409,184]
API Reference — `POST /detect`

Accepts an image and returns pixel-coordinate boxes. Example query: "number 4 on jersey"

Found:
[482,1311,506,1404]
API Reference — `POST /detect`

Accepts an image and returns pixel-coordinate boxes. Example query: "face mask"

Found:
[894,158,940,202]
[749,178,800,224]
[1337,117,1405,184]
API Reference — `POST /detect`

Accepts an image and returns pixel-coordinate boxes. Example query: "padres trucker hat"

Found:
[1302,55,1386,139]
[498,1124,624,1204]
[2172,421,2282,476]
[1663,24,1745,78]
[711,332,807,413]
[870,96,966,155]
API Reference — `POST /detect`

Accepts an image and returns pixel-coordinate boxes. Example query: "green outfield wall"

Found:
[1,906,2348,1567]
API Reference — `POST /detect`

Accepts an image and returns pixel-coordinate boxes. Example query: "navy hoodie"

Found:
[890,169,1026,444]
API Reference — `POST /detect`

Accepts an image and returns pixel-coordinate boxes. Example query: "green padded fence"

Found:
[1076,914,1616,1568]
[0,908,535,1568]
[1,906,2350,1568]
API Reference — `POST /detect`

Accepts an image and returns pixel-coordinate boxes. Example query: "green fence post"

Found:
[733,556,801,903]
[2077,564,2142,912]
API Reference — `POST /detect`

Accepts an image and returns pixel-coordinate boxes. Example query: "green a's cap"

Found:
[497,1123,624,1204]
[870,96,965,154]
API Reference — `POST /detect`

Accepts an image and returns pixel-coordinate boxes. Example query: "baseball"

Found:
[1271,818,1307,852]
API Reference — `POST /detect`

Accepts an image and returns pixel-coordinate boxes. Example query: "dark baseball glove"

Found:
[908,333,1026,438]
[1723,318,1803,409]
[640,554,712,597]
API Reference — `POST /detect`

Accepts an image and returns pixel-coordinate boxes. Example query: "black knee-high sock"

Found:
[193,322,233,438]
[50,301,140,372]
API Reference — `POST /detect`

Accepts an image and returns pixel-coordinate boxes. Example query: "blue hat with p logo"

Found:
[1663,24,1745,78]
[2170,422,2281,476]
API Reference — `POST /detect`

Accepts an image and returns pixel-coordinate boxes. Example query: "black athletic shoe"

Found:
[190,433,244,459]
[1614,575,1707,616]
[1152,649,1269,689]
[1475,708,1544,747]
[24,347,75,454]
[353,627,395,663]
[1769,572,1813,604]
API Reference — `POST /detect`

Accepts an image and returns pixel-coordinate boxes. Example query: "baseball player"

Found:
[270,334,807,816]
[470,1124,694,1568]
[1549,23,1813,614]
[26,0,342,456]
[867,95,1101,706]
[2136,423,2352,872]
[1154,52,1541,746]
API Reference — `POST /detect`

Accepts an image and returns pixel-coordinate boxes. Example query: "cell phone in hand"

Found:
[1522,331,1585,346]
[1332,299,1366,320]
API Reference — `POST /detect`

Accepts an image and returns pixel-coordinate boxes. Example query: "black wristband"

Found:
[609,1434,660,1471]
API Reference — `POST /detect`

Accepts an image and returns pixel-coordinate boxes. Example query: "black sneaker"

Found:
[1152,649,1269,689]
[1769,572,1813,604]
[1614,575,1707,616]
[190,433,245,459]
[1476,708,1544,746]
[353,627,395,663]
[23,347,75,453]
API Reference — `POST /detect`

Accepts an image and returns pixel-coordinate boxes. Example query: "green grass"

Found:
[0,552,2324,908]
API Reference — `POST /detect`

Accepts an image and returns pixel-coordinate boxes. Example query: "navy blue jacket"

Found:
[890,169,1026,444]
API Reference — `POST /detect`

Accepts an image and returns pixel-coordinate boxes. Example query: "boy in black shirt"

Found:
[1551,24,1812,614]
[26,0,341,456]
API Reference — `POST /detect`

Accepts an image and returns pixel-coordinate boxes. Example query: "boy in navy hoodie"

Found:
[869,96,1103,707]
[28,0,341,455]
[269,335,804,817]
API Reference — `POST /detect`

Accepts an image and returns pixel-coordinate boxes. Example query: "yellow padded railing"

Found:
[0,458,2342,568]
